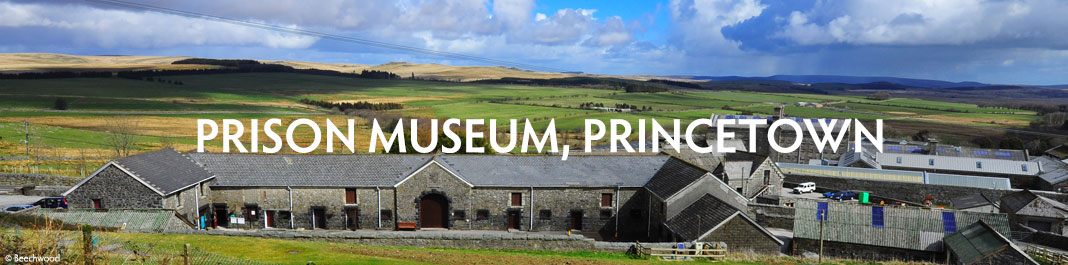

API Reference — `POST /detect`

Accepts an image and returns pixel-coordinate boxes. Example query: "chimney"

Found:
[774,105,785,120]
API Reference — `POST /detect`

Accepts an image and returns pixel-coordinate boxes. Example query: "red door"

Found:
[266,211,275,228]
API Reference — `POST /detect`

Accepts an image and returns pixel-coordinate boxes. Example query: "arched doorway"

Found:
[419,194,449,229]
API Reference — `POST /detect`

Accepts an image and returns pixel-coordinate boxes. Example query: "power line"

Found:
[83,0,570,73]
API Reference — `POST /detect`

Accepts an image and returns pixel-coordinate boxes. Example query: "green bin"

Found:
[859,192,870,204]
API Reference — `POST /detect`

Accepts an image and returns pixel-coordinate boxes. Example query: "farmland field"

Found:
[0,71,1048,176]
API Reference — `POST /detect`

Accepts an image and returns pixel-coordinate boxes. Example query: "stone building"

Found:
[63,148,786,246]
[62,148,214,224]
[708,113,852,164]
[1000,190,1068,235]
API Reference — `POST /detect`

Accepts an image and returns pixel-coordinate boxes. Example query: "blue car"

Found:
[822,191,837,198]
[834,190,857,200]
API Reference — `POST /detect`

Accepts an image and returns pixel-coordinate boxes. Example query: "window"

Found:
[976,161,982,169]
[736,187,743,194]
[92,199,103,209]
[176,193,182,207]
[539,209,552,219]
[896,157,902,164]
[199,183,205,197]
[476,209,489,220]
[929,159,935,166]
[453,210,466,220]
[816,202,828,221]
[600,209,613,220]
[510,193,522,207]
[279,211,291,220]
[1023,165,1029,172]
[345,189,357,204]
[601,193,613,207]
[245,205,259,222]
[379,210,392,221]
[763,170,771,185]
[872,207,884,227]
[942,212,957,233]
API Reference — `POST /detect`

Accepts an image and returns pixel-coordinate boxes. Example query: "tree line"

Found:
[299,98,403,111]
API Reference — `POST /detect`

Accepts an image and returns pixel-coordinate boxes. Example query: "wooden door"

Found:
[419,194,447,228]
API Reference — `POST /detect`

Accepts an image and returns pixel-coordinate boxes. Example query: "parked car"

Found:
[32,197,68,209]
[3,204,33,213]
[823,191,838,198]
[834,190,857,200]
[794,182,816,194]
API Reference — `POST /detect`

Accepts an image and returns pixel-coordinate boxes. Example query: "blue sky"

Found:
[2,0,1068,85]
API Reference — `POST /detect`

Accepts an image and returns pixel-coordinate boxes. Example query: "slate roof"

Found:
[1046,143,1068,160]
[187,153,432,187]
[663,194,741,240]
[951,193,997,211]
[793,199,1011,251]
[433,155,669,187]
[643,157,711,199]
[111,148,213,195]
[944,220,1037,265]
[999,190,1068,219]
[661,148,724,172]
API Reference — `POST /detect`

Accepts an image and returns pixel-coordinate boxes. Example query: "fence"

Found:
[1025,245,1068,265]
[633,242,726,261]
[93,236,278,265]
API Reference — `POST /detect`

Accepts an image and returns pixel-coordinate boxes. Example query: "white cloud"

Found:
[775,0,1068,47]
[668,0,767,55]
[0,1,317,49]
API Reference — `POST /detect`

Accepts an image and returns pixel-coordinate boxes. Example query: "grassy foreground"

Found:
[0,226,916,265]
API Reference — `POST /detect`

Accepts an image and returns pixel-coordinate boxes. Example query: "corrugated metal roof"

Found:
[435,155,670,187]
[793,200,1010,251]
[1039,168,1068,186]
[878,152,1039,176]
[778,163,1012,190]
[944,221,1037,265]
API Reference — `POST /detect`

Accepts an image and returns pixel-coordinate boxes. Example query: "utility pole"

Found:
[23,120,30,157]
[818,210,825,264]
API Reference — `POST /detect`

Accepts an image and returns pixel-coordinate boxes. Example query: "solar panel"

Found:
[973,150,989,156]
[887,146,903,152]
[995,151,1012,157]
[942,212,957,233]
[725,115,735,119]
[908,147,923,153]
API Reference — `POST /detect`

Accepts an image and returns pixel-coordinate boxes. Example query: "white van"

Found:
[794,182,816,194]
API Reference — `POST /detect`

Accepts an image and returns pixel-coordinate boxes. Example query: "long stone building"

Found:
[63,148,784,251]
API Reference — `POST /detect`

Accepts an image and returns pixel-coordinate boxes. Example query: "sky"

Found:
[2,0,1068,85]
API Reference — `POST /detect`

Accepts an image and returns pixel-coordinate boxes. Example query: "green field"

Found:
[0,72,1044,160]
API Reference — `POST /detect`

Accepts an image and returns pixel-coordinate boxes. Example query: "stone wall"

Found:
[0,173,81,186]
[181,229,598,251]
[793,238,945,263]
[701,215,782,253]
[211,186,396,231]
[160,183,207,225]
[783,173,1013,206]
[747,203,794,230]
[66,164,161,209]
